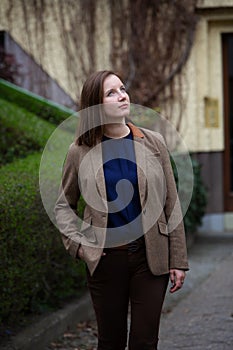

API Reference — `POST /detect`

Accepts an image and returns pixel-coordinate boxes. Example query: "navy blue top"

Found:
[102,130,143,245]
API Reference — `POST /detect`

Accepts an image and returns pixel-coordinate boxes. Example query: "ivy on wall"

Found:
[4,0,198,126]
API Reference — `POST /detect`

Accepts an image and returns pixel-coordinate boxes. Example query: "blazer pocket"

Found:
[80,217,97,243]
[146,151,161,163]
[158,221,169,236]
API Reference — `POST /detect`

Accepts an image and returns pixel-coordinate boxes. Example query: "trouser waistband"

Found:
[104,236,145,253]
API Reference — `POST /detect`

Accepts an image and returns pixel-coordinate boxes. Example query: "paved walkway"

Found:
[159,249,233,349]
[48,231,233,350]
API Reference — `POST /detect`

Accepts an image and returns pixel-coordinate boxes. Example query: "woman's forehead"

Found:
[103,74,123,90]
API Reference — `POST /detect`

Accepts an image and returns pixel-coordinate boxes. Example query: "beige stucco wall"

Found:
[180,7,233,152]
[1,0,233,153]
[197,0,233,8]
[0,0,112,101]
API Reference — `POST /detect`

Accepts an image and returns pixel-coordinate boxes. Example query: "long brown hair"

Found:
[76,70,122,146]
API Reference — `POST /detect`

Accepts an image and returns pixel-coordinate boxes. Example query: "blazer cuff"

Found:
[69,242,81,259]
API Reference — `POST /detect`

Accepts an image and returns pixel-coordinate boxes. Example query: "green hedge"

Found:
[171,155,207,234]
[0,98,56,165]
[0,79,75,125]
[0,154,86,326]
[183,157,207,233]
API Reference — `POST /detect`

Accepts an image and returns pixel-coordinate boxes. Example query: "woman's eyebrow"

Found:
[105,88,113,94]
[105,85,125,94]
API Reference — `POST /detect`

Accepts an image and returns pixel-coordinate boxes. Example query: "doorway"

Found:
[223,33,233,211]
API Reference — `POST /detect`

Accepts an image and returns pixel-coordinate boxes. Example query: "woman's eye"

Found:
[106,86,127,97]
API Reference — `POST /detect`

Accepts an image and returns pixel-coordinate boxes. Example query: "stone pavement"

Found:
[159,249,233,349]
[46,230,233,350]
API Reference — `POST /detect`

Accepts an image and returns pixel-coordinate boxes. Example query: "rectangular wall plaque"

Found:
[204,97,219,128]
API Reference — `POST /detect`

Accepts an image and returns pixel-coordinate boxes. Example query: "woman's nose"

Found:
[118,91,126,101]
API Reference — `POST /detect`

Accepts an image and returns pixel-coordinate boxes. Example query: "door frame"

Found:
[222,33,233,211]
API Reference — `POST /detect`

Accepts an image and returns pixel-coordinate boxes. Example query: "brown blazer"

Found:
[55,123,189,276]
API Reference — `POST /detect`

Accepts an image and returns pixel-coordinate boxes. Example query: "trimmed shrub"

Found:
[0,98,55,165]
[0,79,75,125]
[171,155,207,234]
[183,157,207,233]
[0,121,41,166]
[0,154,86,327]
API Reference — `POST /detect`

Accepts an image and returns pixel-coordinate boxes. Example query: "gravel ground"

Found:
[49,319,98,350]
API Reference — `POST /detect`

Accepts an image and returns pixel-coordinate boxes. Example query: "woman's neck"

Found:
[104,123,130,139]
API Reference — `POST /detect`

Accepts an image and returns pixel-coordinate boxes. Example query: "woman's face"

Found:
[102,74,130,121]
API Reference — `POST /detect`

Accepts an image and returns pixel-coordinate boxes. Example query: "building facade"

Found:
[184,0,233,231]
[1,0,233,232]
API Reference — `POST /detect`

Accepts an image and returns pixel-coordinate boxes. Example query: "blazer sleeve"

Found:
[54,144,82,259]
[157,134,189,271]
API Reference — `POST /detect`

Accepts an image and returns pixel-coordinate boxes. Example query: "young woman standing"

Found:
[55,70,189,350]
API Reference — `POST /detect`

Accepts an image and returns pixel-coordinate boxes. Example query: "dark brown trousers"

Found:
[86,246,169,350]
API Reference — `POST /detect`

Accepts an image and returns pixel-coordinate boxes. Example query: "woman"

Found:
[55,70,189,350]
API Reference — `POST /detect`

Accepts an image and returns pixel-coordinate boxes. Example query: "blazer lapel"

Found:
[89,142,108,213]
[134,136,147,209]
[127,123,147,209]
